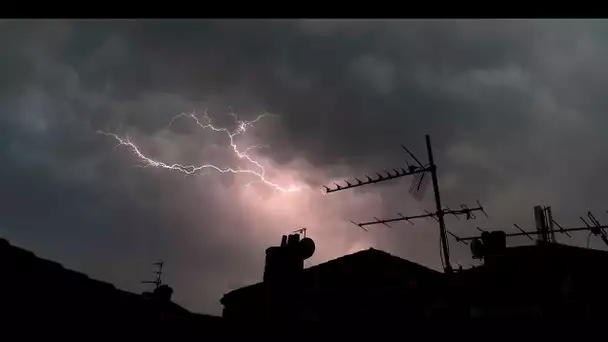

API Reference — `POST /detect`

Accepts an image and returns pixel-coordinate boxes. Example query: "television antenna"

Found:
[292,228,308,238]
[322,134,488,273]
[141,260,164,290]
[448,207,608,258]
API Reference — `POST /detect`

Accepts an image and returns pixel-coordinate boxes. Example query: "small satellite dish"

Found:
[298,237,316,260]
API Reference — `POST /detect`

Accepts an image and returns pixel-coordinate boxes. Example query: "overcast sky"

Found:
[2,19,608,315]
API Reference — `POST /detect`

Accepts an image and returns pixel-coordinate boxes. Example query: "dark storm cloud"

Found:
[2,19,608,314]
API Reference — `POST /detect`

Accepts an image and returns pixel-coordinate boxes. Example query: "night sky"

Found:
[2,19,608,315]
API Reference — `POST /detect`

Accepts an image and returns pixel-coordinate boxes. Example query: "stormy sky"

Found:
[2,19,608,315]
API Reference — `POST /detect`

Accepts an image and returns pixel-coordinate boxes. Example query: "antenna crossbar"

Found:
[354,212,436,228]
[323,167,428,194]
[443,204,488,220]
[354,202,486,232]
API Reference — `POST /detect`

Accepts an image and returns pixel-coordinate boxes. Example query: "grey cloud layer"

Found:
[1,20,608,315]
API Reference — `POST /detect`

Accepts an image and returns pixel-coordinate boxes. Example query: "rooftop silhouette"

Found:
[0,237,221,329]
[221,231,608,319]
[4,210,608,323]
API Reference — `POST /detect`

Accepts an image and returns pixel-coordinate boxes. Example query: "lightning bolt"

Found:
[99,110,300,193]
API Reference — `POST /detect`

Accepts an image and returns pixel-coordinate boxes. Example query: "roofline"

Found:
[221,247,441,303]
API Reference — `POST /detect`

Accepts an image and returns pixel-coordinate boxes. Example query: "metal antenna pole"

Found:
[142,260,164,290]
[426,134,452,273]
[324,135,475,273]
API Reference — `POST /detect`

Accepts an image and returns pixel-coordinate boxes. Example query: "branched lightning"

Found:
[99,110,300,193]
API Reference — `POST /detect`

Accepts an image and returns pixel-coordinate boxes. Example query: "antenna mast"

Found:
[292,228,307,238]
[426,135,452,273]
[141,260,164,290]
[322,134,487,273]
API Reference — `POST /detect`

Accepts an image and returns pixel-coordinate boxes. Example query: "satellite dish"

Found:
[298,237,316,260]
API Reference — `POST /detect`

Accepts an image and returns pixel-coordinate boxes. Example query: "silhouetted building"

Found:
[0,237,221,327]
[221,236,447,320]
[222,235,608,319]
[143,284,175,301]
[450,242,608,317]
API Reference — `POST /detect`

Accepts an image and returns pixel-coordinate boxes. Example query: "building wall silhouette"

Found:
[5,232,608,323]
[0,237,221,328]
[450,242,608,317]
[222,238,608,319]
[221,247,448,320]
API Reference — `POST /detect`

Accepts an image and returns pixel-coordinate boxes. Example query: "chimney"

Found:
[144,284,174,302]
[287,234,300,246]
[263,234,305,283]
